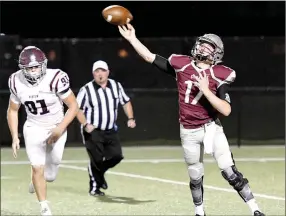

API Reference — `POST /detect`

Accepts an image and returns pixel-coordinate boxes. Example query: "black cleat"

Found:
[195,214,206,216]
[254,211,265,216]
[89,189,105,196]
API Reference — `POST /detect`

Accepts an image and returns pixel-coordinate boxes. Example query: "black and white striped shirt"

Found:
[76,79,130,130]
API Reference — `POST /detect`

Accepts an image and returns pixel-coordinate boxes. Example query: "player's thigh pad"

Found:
[23,122,50,165]
[180,124,204,165]
[46,130,67,165]
[212,125,234,170]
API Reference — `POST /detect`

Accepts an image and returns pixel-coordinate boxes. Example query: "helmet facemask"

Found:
[19,59,47,85]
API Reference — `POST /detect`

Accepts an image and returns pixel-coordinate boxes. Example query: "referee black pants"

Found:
[82,128,123,191]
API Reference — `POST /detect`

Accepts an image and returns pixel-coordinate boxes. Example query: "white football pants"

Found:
[180,122,234,170]
[23,121,67,167]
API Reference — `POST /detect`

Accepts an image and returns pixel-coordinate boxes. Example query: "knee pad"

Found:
[188,162,204,181]
[216,151,234,170]
[221,165,248,192]
[44,164,59,182]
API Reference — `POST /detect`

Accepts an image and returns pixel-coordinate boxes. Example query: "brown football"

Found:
[102,5,133,25]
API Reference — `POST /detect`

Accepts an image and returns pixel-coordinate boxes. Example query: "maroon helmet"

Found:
[18,46,48,84]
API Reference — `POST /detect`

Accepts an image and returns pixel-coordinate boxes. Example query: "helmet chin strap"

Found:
[28,80,37,85]
[195,54,208,62]
[195,54,214,65]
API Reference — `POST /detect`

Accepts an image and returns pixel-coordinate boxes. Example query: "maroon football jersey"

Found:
[168,54,236,129]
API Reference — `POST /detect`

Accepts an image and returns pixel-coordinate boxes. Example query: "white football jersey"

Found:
[8,69,72,128]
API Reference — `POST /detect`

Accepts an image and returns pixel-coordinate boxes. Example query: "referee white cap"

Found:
[92,60,109,72]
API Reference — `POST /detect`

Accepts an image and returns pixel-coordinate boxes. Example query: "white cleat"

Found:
[28,182,35,193]
[41,206,52,216]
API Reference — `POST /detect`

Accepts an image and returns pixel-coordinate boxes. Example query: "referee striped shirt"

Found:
[76,78,130,130]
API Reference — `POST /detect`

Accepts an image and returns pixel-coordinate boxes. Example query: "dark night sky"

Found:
[0,1,285,38]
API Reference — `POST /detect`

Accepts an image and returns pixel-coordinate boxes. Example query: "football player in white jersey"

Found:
[7,46,79,216]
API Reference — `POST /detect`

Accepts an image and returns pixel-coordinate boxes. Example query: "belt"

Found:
[205,118,222,127]
[94,128,115,132]
[182,118,222,129]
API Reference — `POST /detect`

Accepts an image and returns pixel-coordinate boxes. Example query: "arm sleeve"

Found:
[216,67,236,104]
[217,83,231,104]
[152,54,176,77]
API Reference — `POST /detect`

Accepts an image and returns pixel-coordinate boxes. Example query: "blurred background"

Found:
[0,1,285,147]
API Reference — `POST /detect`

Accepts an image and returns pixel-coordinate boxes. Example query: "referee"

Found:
[76,60,136,196]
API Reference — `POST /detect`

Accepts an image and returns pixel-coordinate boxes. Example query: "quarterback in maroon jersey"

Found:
[119,24,265,216]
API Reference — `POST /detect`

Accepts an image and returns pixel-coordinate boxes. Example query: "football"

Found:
[102,5,133,25]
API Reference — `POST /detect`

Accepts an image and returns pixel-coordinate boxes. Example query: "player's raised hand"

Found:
[12,138,20,158]
[46,126,64,145]
[118,23,136,41]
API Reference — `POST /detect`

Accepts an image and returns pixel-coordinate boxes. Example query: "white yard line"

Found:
[1,145,285,152]
[60,164,285,201]
[1,157,285,165]
[60,145,286,150]
[1,176,13,179]
[120,145,286,150]
[59,146,285,150]
[1,160,284,201]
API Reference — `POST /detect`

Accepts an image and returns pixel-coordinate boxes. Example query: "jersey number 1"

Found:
[184,80,203,104]
[24,100,50,115]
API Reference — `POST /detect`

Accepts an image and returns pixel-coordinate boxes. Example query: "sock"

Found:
[195,203,205,215]
[39,200,49,208]
[246,199,260,213]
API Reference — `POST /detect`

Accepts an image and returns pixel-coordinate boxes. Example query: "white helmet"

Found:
[191,33,224,64]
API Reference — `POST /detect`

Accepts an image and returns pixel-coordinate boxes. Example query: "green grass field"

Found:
[1,145,285,216]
